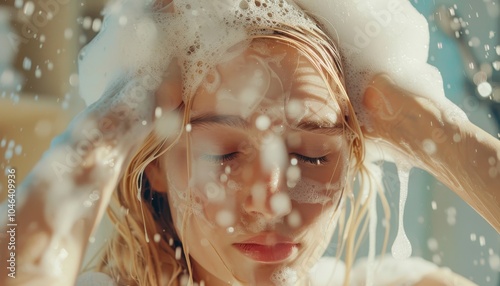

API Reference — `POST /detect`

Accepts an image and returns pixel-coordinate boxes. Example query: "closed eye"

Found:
[291,153,329,165]
[201,152,239,164]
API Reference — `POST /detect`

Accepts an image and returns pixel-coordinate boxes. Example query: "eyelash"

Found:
[201,152,328,166]
[201,152,239,163]
[292,154,329,165]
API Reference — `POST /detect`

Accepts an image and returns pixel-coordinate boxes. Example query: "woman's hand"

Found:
[362,74,500,232]
[0,66,182,286]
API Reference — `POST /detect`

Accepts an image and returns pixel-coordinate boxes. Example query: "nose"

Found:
[242,135,291,219]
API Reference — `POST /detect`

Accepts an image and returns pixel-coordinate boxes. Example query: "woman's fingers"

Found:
[362,74,412,141]
[155,60,183,113]
[363,74,404,124]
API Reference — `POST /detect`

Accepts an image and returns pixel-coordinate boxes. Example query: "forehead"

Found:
[190,39,341,123]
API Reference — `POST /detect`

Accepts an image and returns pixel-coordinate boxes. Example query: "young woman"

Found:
[1,0,498,285]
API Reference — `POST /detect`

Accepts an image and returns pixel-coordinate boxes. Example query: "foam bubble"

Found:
[288,178,332,204]
[270,267,298,286]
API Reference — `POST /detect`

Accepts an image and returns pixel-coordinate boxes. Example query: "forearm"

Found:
[364,74,500,232]
[0,137,121,285]
[429,120,500,232]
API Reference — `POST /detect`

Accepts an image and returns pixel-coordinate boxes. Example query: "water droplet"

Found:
[489,254,500,271]
[255,115,271,131]
[422,139,436,155]
[479,236,486,246]
[92,18,102,32]
[477,81,493,98]
[215,210,235,227]
[154,233,161,243]
[14,0,24,9]
[175,246,182,260]
[286,165,300,188]
[432,254,442,264]
[287,210,301,228]
[427,238,439,251]
[22,57,32,70]
[64,28,73,39]
[23,1,35,16]
[470,233,477,241]
[35,66,42,78]
[270,193,291,216]
[4,149,13,160]
[119,16,128,26]
[82,17,92,29]
[69,73,79,87]
[154,107,162,118]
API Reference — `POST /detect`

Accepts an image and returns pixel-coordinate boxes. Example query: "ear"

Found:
[145,161,169,194]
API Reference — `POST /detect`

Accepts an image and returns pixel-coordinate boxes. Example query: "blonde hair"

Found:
[94,17,389,286]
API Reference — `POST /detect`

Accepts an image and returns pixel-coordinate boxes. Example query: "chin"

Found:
[232,260,310,286]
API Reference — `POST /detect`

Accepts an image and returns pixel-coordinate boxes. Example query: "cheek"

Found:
[165,146,189,190]
[289,156,349,205]
[291,199,338,245]
[193,176,244,229]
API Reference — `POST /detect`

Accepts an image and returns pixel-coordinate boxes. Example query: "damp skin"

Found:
[145,40,349,285]
[77,1,460,282]
[2,0,498,285]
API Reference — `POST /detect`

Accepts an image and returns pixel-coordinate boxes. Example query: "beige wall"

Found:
[0,0,105,188]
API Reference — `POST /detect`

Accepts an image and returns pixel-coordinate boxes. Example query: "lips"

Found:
[233,233,299,263]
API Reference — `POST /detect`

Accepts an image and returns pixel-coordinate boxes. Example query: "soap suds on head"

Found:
[79,0,317,107]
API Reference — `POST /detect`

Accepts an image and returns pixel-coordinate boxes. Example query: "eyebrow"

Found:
[293,120,344,136]
[190,114,249,129]
[189,113,344,135]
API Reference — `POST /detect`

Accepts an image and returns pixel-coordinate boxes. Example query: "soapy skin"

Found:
[363,75,500,233]
[1,0,499,285]
[0,67,183,285]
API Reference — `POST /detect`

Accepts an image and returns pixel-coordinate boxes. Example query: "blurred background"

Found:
[0,0,498,284]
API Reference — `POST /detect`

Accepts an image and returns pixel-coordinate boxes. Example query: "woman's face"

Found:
[153,39,351,285]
